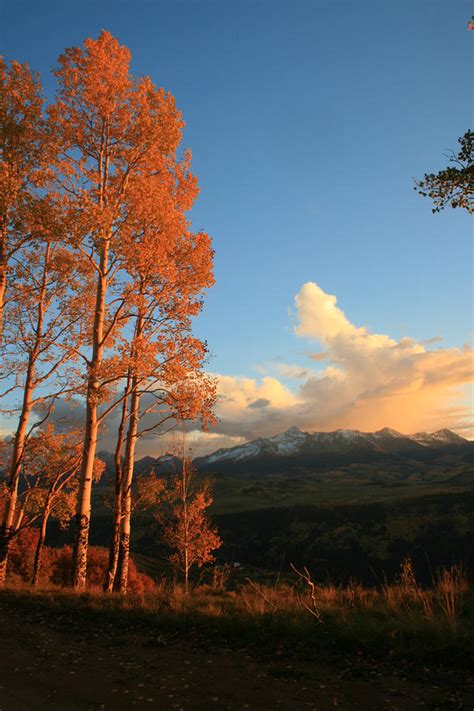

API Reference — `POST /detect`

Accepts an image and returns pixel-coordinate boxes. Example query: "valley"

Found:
[87,427,474,587]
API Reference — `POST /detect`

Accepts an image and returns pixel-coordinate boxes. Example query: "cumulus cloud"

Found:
[294,282,472,428]
[206,374,301,440]
[202,281,473,449]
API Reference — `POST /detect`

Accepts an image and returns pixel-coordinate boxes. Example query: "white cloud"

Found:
[199,281,473,450]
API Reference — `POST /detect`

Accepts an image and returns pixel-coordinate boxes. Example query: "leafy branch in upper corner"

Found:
[414,130,474,214]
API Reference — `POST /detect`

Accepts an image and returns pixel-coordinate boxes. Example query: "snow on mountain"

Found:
[373,428,404,438]
[207,440,264,464]
[409,429,467,446]
[410,432,437,446]
[195,426,468,467]
[269,426,307,453]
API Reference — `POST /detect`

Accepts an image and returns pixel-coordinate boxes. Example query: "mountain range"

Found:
[107,426,472,479]
[196,426,466,463]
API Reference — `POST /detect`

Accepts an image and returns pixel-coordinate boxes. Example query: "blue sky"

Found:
[1,0,472,450]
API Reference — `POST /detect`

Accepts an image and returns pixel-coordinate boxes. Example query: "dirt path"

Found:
[0,597,471,710]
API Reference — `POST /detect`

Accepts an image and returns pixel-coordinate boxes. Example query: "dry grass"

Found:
[5,556,470,624]
[379,557,469,626]
[7,556,470,625]
[436,564,469,620]
[2,558,472,669]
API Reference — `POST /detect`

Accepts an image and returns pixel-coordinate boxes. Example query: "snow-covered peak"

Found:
[283,426,303,436]
[269,426,307,453]
[408,429,466,446]
[374,427,403,438]
[334,429,364,441]
[206,439,264,464]
[409,432,433,446]
[430,429,466,443]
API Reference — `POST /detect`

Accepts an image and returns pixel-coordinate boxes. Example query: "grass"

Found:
[2,559,472,672]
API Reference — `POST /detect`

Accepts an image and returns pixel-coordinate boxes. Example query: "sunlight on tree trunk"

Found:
[118,378,140,594]
[31,499,51,586]
[73,242,109,589]
[105,377,130,593]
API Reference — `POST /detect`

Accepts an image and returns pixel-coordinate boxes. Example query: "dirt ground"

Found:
[0,597,472,710]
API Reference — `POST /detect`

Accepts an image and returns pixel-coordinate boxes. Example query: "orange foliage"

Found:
[48,546,155,594]
[0,58,45,212]
[7,528,40,583]
[49,29,215,412]
[0,56,51,341]
[7,532,154,594]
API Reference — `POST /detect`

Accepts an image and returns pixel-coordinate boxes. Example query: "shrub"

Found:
[47,545,155,593]
[8,539,155,594]
[7,528,41,581]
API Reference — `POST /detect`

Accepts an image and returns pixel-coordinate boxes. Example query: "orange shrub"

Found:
[8,537,155,594]
[7,528,41,581]
[48,546,156,593]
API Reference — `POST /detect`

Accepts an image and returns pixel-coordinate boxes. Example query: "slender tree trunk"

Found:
[0,536,10,586]
[0,383,33,585]
[114,543,123,593]
[184,553,189,596]
[117,305,143,595]
[104,376,130,593]
[0,218,7,347]
[107,481,124,592]
[32,500,51,587]
[73,123,112,590]
[0,244,49,587]
[118,377,140,594]
[118,524,131,594]
[72,242,109,589]
[182,456,189,595]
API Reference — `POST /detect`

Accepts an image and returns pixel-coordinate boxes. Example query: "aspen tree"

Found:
[49,31,204,588]
[110,222,215,592]
[156,456,221,595]
[115,339,216,592]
